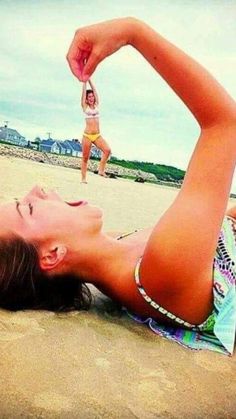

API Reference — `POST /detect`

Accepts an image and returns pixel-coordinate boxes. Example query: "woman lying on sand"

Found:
[0,18,236,355]
[80,78,111,183]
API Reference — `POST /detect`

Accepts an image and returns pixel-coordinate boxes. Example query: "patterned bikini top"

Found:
[134,217,236,332]
[134,256,198,329]
[117,229,207,330]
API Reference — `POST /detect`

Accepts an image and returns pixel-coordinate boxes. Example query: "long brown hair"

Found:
[0,235,92,311]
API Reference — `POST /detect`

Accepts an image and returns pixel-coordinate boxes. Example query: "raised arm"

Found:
[88,79,99,105]
[81,81,87,110]
[67,18,236,303]
[129,20,236,301]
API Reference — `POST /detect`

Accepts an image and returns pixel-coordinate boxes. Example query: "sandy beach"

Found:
[0,155,235,418]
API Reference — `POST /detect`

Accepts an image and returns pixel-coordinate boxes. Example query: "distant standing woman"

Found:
[81,79,111,183]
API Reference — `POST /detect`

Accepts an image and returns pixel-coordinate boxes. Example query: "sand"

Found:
[0,155,235,418]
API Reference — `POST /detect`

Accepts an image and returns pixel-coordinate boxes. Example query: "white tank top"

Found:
[84,105,99,119]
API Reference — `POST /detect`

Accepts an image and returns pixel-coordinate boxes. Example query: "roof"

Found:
[58,142,67,151]
[64,140,82,152]
[41,139,72,152]
[0,126,24,139]
[41,139,56,146]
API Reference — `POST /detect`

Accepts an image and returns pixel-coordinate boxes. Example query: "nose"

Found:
[21,185,46,204]
[21,185,63,204]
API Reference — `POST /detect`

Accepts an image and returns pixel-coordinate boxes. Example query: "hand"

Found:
[66,17,136,81]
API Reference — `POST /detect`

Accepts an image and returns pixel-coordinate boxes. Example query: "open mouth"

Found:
[66,200,88,207]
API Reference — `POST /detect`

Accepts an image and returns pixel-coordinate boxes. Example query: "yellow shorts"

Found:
[83,132,101,142]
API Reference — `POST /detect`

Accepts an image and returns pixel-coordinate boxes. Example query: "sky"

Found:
[0,0,236,184]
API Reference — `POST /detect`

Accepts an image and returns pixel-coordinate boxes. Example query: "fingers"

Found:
[79,50,89,79]
[67,30,103,81]
[66,32,89,80]
[67,49,101,82]
[82,49,102,81]
[67,46,83,80]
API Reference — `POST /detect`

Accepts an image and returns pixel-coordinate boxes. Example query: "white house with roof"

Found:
[63,140,82,157]
[39,139,72,155]
[39,139,59,153]
[0,125,27,146]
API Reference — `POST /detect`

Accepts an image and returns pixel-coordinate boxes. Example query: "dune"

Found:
[0,155,235,418]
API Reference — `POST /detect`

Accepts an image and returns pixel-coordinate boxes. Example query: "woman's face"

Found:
[86,92,95,106]
[0,185,103,244]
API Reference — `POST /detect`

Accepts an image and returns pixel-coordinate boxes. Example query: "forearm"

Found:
[88,79,95,90]
[128,18,236,128]
[81,82,86,106]
[88,79,99,102]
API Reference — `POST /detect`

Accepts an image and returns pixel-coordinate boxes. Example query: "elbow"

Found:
[229,107,236,127]
[220,103,236,127]
[198,92,236,130]
[219,100,236,127]
[200,108,236,131]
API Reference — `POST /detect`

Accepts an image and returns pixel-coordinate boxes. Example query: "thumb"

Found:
[82,48,102,81]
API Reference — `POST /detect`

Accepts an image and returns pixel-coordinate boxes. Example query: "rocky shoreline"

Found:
[0,143,181,187]
[2,143,236,197]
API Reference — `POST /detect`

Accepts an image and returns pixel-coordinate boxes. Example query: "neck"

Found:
[72,233,141,298]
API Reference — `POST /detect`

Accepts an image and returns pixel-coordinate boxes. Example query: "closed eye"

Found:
[15,200,22,218]
[15,200,33,217]
[29,203,33,215]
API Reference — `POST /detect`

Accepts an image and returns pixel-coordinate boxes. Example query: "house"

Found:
[65,139,101,159]
[56,141,68,155]
[39,139,59,153]
[63,140,82,157]
[61,140,73,156]
[91,145,102,159]
[0,125,27,146]
[39,139,71,155]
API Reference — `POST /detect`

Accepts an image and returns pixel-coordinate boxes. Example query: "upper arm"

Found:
[81,96,86,111]
[94,91,99,105]
[81,85,87,110]
[142,123,236,293]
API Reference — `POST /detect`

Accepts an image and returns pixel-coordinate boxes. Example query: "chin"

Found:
[95,207,104,226]
[87,203,103,217]
[94,206,103,219]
